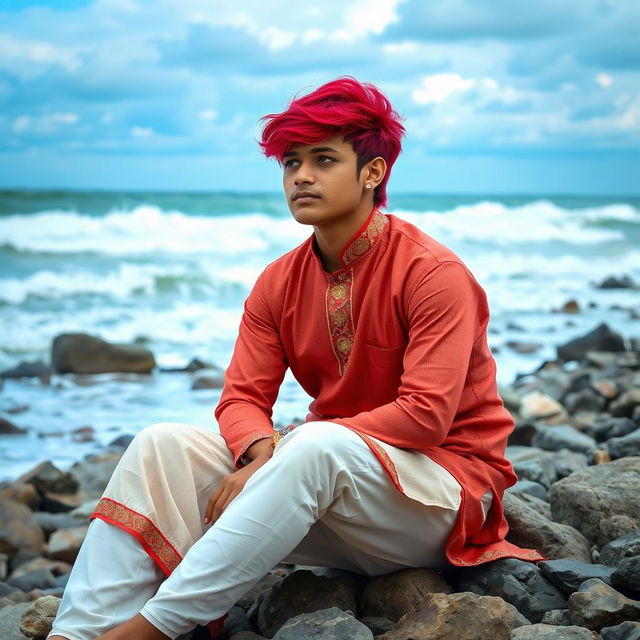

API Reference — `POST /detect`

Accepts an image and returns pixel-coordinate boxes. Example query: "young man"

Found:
[48,77,542,640]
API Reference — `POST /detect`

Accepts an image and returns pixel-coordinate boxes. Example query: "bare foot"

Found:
[97,614,170,640]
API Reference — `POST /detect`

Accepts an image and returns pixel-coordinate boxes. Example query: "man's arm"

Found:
[215,270,288,467]
[336,260,488,449]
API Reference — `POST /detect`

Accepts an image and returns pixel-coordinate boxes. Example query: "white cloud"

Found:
[52,113,79,124]
[0,34,80,78]
[131,126,154,138]
[412,73,477,104]
[12,116,31,133]
[596,73,613,88]
[198,109,218,122]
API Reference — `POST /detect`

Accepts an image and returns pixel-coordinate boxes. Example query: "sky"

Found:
[0,0,639,194]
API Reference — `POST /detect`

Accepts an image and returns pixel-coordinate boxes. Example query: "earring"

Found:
[366,183,372,189]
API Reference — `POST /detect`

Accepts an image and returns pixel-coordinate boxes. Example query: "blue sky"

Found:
[1,0,639,194]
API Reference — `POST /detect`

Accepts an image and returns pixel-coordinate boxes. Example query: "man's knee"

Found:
[129,422,202,452]
[278,422,367,463]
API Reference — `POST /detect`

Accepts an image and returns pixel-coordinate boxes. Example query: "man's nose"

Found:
[294,161,315,185]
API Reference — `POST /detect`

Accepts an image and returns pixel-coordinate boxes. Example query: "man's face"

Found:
[282,135,369,227]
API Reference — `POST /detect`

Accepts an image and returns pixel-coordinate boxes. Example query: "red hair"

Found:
[259,76,405,208]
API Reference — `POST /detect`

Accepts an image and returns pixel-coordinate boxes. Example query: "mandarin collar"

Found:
[338,207,389,268]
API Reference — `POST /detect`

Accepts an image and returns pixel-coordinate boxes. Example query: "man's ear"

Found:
[363,157,387,189]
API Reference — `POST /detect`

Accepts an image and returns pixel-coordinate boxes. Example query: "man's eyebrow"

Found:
[282,146,340,158]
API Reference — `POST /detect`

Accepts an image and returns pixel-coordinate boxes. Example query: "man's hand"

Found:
[203,442,271,524]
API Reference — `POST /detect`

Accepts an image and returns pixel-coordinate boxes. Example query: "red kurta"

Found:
[216,208,543,566]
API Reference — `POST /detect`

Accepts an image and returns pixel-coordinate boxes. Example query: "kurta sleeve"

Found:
[215,271,288,467]
[335,260,488,449]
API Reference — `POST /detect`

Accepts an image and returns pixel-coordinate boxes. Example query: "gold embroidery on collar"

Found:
[326,269,354,376]
[342,210,389,266]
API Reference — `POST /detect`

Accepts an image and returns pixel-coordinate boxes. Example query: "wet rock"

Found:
[7,568,56,592]
[0,361,52,384]
[538,560,615,592]
[507,479,549,502]
[541,609,573,626]
[584,417,638,442]
[456,558,566,623]
[51,332,156,374]
[531,425,597,455]
[0,484,39,510]
[520,391,567,420]
[377,591,528,640]
[611,555,640,594]
[610,389,640,418]
[359,568,452,622]
[549,457,640,547]
[107,434,135,450]
[191,369,226,390]
[0,602,30,640]
[568,578,640,630]
[20,595,59,638]
[0,498,45,558]
[511,624,601,638]
[271,607,372,640]
[557,324,626,362]
[600,531,640,567]
[564,390,607,415]
[606,429,640,459]
[600,621,640,639]
[359,616,394,635]
[0,418,27,436]
[597,275,638,289]
[503,493,591,562]
[47,525,88,564]
[257,569,364,638]
[16,462,79,496]
[236,574,282,611]
[70,453,122,497]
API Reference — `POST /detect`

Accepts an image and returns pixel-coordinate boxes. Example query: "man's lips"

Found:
[292,191,321,201]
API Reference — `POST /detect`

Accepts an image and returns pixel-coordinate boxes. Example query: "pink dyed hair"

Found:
[259,76,405,208]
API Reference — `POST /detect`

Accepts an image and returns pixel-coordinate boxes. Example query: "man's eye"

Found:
[283,159,299,168]
[318,156,335,164]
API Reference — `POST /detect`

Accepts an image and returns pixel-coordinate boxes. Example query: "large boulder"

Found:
[51,333,156,374]
[70,453,122,497]
[550,457,640,548]
[568,578,640,630]
[511,624,601,638]
[0,602,30,640]
[47,526,88,564]
[19,596,60,638]
[271,608,372,640]
[0,499,45,558]
[538,560,614,592]
[503,493,591,562]
[377,591,529,640]
[557,324,626,362]
[606,429,640,459]
[16,462,79,495]
[600,531,640,567]
[359,568,452,622]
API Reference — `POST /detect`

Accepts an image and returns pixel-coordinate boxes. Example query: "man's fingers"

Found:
[204,486,224,524]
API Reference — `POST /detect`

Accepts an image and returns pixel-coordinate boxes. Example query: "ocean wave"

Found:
[0,200,637,257]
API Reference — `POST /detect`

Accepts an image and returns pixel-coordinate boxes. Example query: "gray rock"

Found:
[236,574,282,611]
[584,418,638,442]
[51,332,156,374]
[610,389,640,418]
[191,369,225,390]
[0,499,45,558]
[511,624,601,638]
[228,633,267,640]
[0,361,51,382]
[272,607,372,640]
[0,602,30,640]
[597,275,638,289]
[611,555,640,594]
[600,531,640,567]
[223,605,255,637]
[358,616,394,635]
[549,457,640,547]
[557,324,626,362]
[19,595,60,638]
[0,485,39,511]
[553,451,589,480]
[377,591,529,640]
[70,453,122,497]
[538,560,615,592]
[0,583,22,598]
[532,426,597,455]
[600,621,640,639]
[47,525,88,563]
[507,479,549,502]
[456,558,567,623]
[541,609,573,626]
[564,390,607,415]
[7,568,56,592]
[359,568,452,622]
[508,447,559,489]
[520,392,567,420]
[607,429,640,459]
[568,578,640,630]
[0,419,27,436]
[0,553,7,581]
[9,558,71,581]
[503,493,591,562]
[257,570,364,638]
[16,461,79,495]
[33,512,85,536]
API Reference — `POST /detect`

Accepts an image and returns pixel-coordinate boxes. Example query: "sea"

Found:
[1,190,639,481]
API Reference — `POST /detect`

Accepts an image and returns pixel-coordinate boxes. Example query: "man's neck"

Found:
[313,203,374,273]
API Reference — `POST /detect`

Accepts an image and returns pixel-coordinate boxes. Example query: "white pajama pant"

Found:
[48,421,479,640]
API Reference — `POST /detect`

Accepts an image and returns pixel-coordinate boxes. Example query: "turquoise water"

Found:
[1,190,639,480]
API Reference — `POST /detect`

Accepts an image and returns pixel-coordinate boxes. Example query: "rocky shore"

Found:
[1,324,640,639]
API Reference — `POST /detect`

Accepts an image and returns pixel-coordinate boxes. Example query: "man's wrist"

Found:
[245,437,273,462]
